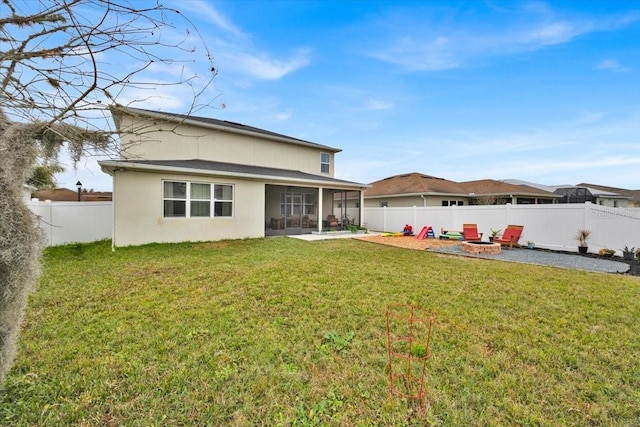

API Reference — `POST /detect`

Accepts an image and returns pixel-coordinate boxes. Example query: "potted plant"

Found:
[575,229,591,254]
[621,246,636,261]
[489,228,501,243]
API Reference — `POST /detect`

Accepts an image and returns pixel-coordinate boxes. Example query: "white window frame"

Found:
[320,152,330,174]
[163,180,234,218]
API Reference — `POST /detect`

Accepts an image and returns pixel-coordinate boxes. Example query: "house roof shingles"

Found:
[101,159,366,189]
[458,179,558,197]
[365,172,469,197]
[112,106,341,153]
[33,188,112,202]
[365,173,558,199]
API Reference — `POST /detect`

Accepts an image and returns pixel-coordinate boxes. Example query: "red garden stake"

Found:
[385,304,436,410]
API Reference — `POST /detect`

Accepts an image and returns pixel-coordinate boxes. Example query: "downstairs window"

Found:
[163,181,233,218]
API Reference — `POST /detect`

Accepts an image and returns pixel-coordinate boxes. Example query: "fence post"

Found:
[383,206,387,232]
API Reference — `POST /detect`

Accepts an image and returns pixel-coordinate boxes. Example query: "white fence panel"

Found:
[363,203,640,254]
[27,200,112,246]
[585,205,640,253]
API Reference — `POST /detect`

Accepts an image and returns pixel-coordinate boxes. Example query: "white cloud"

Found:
[179,0,244,36]
[229,50,310,80]
[526,21,584,46]
[365,97,394,111]
[365,6,640,72]
[274,111,293,121]
[370,36,460,71]
[596,59,630,72]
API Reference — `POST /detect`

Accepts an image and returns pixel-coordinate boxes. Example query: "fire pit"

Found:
[461,241,501,255]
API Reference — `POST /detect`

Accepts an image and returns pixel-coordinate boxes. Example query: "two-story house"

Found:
[99,106,367,246]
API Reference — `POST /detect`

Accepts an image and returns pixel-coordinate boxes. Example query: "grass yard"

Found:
[1,238,639,426]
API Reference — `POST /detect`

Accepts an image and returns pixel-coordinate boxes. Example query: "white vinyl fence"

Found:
[363,203,640,255]
[27,200,112,247]
[26,200,640,253]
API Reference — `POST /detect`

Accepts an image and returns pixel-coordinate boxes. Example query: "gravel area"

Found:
[429,245,630,274]
[353,235,636,276]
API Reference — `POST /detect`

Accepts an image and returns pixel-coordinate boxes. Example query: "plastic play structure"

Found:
[416,226,435,239]
[439,228,463,240]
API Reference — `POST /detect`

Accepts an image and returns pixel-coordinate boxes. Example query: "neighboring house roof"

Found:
[577,182,639,204]
[365,172,469,198]
[554,185,630,200]
[110,106,342,153]
[501,179,556,193]
[100,159,367,189]
[459,179,559,198]
[33,188,113,202]
[365,173,558,199]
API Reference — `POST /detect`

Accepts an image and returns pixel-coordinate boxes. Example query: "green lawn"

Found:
[1,238,639,426]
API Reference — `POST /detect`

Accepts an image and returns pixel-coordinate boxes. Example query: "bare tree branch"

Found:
[0,0,216,384]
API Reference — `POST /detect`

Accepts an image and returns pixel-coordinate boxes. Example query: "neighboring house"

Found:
[32,187,113,202]
[364,173,469,207]
[99,106,367,246]
[459,179,559,204]
[577,183,640,208]
[504,179,635,207]
[364,173,558,207]
[553,185,630,207]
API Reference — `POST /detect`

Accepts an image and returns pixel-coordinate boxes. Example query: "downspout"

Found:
[359,189,364,227]
[111,169,116,251]
[420,194,427,207]
[318,186,323,232]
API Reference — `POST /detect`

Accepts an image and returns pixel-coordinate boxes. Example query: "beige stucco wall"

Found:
[597,198,629,208]
[117,115,335,177]
[113,170,265,246]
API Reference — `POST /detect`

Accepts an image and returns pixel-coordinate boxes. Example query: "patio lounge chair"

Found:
[462,224,483,241]
[494,225,524,250]
[327,215,339,228]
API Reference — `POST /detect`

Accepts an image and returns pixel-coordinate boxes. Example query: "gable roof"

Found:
[459,179,558,198]
[99,159,367,190]
[32,188,112,202]
[110,105,341,153]
[366,173,559,199]
[365,172,469,198]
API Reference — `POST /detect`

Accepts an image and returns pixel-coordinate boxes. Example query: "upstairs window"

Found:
[163,181,233,218]
[320,152,330,174]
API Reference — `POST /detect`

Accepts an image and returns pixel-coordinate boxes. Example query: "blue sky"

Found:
[55,0,640,191]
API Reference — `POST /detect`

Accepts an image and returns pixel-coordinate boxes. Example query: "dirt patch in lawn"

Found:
[354,235,460,251]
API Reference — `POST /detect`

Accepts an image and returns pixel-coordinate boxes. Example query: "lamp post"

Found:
[76,181,82,202]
